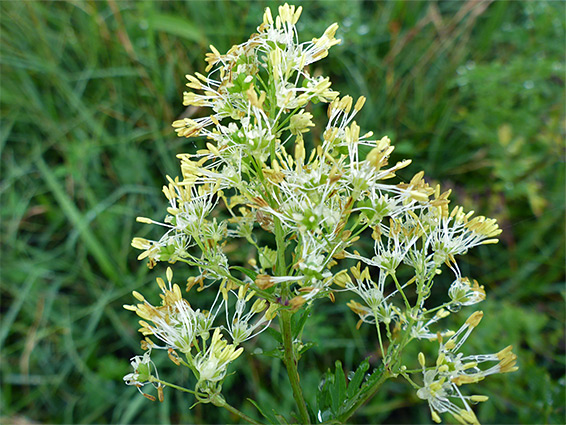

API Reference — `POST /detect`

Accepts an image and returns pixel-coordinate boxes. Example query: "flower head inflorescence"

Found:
[126,4,514,422]
[416,312,518,424]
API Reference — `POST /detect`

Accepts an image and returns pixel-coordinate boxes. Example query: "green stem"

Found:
[149,377,199,396]
[273,217,308,423]
[211,394,264,425]
[335,368,391,423]
[391,273,411,310]
[280,310,311,424]
[399,370,421,389]
[373,315,386,360]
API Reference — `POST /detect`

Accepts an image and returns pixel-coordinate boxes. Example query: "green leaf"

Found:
[254,347,284,360]
[247,398,280,424]
[231,266,259,281]
[345,360,370,399]
[335,361,347,408]
[297,341,316,358]
[315,359,385,423]
[291,306,311,339]
[265,327,283,344]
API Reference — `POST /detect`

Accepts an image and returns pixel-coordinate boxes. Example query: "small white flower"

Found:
[194,328,244,384]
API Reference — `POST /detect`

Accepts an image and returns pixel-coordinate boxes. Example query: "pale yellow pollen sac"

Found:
[171,119,187,128]
[459,408,479,425]
[251,298,267,314]
[292,5,302,24]
[436,352,446,366]
[350,262,362,280]
[444,339,456,351]
[206,142,221,157]
[462,361,478,370]
[278,3,291,22]
[481,238,500,245]
[156,277,166,292]
[209,44,220,58]
[290,111,314,135]
[410,170,425,185]
[418,352,426,368]
[185,74,204,90]
[294,134,306,164]
[346,122,360,144]
[346,300,366,317]
[450,205,464,219]
[339,95,353,113]
[166,267,173,283]
[340,229,352,242]
[136,216,153,224]
[496,345,514,359]
[498,352,518,373]
[132,291,145,302]
[162,184,172,199]
[324,22,339,38]
[245,289,256,302]
[263,7,274,25]
[465,310,484,327]
[431,410,442,423]
[360,266,371,282]
[354,95,366,111]
[451,375,482,386]
[327,98,338,117]
[131,237,150,250]
[237,283,247,299]
[333,269,351,287]
[246,86,264,109]
[408,189,428,202]
[220,286,229,301]
[172,283,182,300]
[183,92,206,107]
[264,303,278,320]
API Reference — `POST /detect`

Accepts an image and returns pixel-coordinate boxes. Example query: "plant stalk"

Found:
[280,310,311,424]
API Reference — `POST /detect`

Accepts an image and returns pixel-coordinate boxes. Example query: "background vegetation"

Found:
[1,1,564,423]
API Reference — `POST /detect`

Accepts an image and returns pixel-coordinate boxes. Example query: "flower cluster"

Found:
[416,312,518,424]
[124,267,276,400]
[125,4,516,423]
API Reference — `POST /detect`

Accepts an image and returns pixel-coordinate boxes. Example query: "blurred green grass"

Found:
[1,1,564,423]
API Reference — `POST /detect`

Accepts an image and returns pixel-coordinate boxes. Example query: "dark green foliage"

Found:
[1,1,563,424]
[316,359,384,423]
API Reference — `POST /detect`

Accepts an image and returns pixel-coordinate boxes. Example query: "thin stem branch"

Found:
[149,377,199,395]
[211,394,264,425]
[372,313,386,359]
[391,273,411,310]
